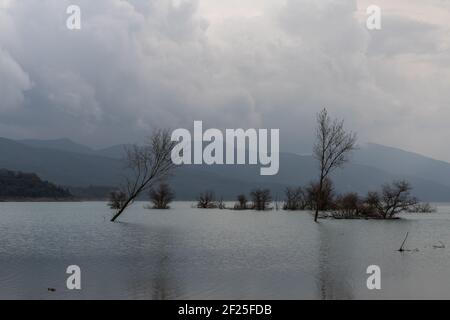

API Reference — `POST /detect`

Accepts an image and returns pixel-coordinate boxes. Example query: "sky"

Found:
[1,0,450,160]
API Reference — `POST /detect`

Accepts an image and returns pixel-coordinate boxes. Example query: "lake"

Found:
[1,201,450,299]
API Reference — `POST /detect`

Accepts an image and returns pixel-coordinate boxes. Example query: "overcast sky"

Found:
[1,0,450,160]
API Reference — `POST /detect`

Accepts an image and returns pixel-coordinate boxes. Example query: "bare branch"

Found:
[110,129,178,222]
[313,108,357,222]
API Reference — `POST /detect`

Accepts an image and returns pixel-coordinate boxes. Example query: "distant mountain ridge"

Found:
[18,138,129,159]
[19,138,96,155]
[0,137,123,187]
[2,137,450,201]
[354,143,450,188]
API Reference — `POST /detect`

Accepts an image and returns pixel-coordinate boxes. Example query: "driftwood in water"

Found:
[433,241,445,249]
[398,232,409,252]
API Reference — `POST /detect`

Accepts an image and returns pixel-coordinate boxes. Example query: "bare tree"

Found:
[108,190,127,210]
[407,202,436,213]
[313,108,357,222]
[305,178,335,212]
[217,197,226,209]
[234,194,248,210]
[250,188,272,211]
[333,192,362,218]
[283,187,307,211]
[110,129,177,222]
[197,190,216,208]
[149,183,175,209]
[366,180,418,219]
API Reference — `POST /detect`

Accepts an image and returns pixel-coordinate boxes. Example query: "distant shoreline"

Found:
[0,198,87,202]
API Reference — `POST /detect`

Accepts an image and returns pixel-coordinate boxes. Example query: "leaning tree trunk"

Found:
[110,191,140,222]
[111,199,131,222]
[314,177,323,222]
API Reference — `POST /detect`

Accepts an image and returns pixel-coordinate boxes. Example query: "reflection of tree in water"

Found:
[316,224,355,300]
[119,222,181,299]
[149,235,172,300]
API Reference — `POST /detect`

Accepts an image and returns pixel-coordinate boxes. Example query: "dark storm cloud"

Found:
[0,0,449,160]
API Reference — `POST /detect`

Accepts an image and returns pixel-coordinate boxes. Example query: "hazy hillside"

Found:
[172,154,450,201]
[19,138,129,160]
[0,138,124,187]
[19,138,96,155]
[355,143,450,188]
[95,144,130,159]
[3,137,450,201]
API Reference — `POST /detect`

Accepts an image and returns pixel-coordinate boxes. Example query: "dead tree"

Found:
[283,187,307,210]
[313,108,357,222]
[110,130,177,222]
[250,188,272,211]
[366,180,418,219]
[398,232,409,252]
[149,183,175,209]
[197,190,216,208]
[306,178,335,211]
[333,192,362,217]
[108,190,127,210]
[234,194,248,210]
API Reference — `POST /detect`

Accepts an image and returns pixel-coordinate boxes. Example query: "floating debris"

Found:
[433,241,445,249]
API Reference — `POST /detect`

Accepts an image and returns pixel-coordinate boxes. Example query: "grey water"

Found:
[1,201,450,300]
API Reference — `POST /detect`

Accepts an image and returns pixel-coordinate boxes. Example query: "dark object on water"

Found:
[398,232,409,252]
[397,232,419,252]
[433,241,446,249]
[47,288,56,292]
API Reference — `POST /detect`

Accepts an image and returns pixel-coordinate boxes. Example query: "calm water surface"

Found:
[1,202,450,299]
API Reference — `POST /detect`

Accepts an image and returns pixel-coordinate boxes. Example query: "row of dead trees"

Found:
[105,108,358,222]
[106,108,431,222]
[283,178,433,219]
[109,183,175,211]
[195,189,272,211]
[193,178,432,218]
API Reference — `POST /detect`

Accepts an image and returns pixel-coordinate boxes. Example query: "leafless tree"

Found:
[313,108,357,222]
[366,180,418,219]
[250,188,272,211]
[407,202,436,213]
[333,192,362,218]
[149,183,175,209]
[197,190,216,208]
[306,178,335,212]
[108,190,127,210]
[217,197,226,209]
[234,194,248,210]
[110,129,177,222]
[283,187,307,210]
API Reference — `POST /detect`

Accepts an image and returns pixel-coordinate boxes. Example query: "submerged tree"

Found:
[283,187,307,211]
[366,180,418,219]
[407,202,436,213]
[110,130,177,222]
[333,192,362,218]
[234,194,248,210]
[108,190,127,210]
[306,178,335,212]
[197,190,216,208]
[217,197,226,209]
[149,183,175,209]
[250,188,272,211]
[313,108,357,222]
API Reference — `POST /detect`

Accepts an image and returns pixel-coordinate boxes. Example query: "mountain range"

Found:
[2,137,450,201]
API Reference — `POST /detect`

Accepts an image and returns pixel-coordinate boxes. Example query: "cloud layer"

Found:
[0,0,450,160]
